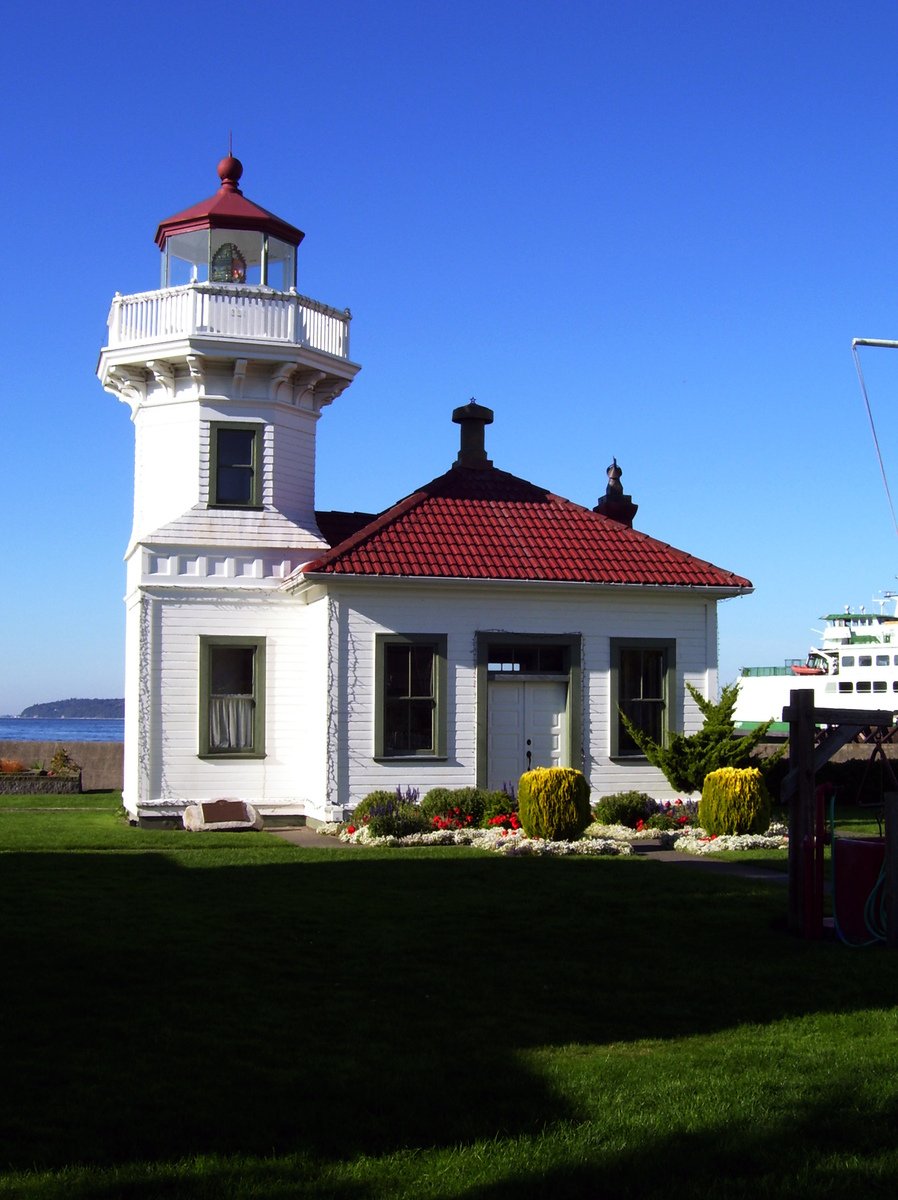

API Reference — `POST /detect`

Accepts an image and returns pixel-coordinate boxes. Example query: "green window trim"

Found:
[209,422,264,509]
[475,633,582,788]
[610,638,676,759]
[374,634,447,760]
[198,635,266,758]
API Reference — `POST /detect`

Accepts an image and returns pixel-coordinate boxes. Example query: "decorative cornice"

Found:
[233,358,248,399]
[104,366,147,411]
[185,354,206,394]
[146,360,175,399]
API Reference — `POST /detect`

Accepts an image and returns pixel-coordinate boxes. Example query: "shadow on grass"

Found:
[1,849,896,1181]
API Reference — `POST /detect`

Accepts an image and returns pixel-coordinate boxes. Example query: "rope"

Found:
[853,343,898,540]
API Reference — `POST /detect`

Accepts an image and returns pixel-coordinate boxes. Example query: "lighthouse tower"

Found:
[98,157,360,822]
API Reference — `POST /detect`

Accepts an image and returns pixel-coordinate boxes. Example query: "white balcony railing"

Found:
[106,284,351,359]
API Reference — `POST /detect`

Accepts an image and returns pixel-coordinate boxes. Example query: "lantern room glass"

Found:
[162,229,297,290]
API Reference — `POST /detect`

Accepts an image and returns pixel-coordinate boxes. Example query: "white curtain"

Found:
[210,696,254,750]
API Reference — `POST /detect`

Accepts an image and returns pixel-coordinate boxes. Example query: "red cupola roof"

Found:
[154,156,305,250]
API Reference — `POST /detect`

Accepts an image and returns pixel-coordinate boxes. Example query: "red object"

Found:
[834,838,885,942]
[302,466,752,588]
[154,157,304,249]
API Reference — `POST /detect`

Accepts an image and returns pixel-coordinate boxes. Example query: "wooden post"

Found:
[886,791,898,948]
[787,689,819,937]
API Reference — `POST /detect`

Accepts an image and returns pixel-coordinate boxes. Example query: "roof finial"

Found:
[217,148,244,193]
[593,456,638,527]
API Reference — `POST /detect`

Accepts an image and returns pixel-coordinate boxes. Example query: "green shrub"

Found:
[518,768,592,841]
[592,791,655,828]
[351,790,400,826]
[698,767,771,835]
[481,789,518,824]
[421,787,487,825]
[367,802,429,838]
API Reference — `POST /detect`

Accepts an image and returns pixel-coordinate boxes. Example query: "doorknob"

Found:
[526,738,532,769]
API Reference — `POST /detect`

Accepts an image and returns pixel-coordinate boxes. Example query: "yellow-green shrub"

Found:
[518,768,591,841]
[698,767,771,835]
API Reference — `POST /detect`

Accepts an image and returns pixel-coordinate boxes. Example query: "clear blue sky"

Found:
[4,0,898,714]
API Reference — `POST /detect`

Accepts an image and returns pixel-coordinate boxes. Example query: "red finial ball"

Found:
[217,155,244,189]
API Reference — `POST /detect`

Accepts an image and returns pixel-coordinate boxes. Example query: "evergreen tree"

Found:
[620,682,778,795]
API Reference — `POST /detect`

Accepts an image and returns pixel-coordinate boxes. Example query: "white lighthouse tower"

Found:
[98,156,360,822]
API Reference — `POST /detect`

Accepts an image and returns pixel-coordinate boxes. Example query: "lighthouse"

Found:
[98,156,360,821]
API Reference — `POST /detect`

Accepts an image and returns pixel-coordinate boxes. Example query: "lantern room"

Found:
[154,155,304,291]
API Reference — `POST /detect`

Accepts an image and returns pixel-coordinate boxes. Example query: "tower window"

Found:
[210,423,262,508]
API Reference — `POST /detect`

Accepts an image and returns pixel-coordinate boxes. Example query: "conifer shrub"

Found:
[698,767,772,835]
[592,791,655,828]
[518,767,592,841]
[620,682,780,795]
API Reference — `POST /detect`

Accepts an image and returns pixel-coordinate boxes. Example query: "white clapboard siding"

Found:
[322,581,720,808]
[124,590,326,815]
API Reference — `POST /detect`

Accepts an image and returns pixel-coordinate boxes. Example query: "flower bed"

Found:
[0,750,82,795]
[336,824,630,856]
[0,773,82,796]
[587,819,788,854]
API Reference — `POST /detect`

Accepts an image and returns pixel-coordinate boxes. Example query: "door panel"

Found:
[487,680,567,792]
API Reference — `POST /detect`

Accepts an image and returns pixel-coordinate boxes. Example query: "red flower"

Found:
[346,825,356,835]
[636,819,644,831]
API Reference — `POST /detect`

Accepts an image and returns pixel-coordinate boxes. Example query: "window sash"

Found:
[611,639,675,757]
[199,638,265,757]
[375,635,446,758]
[210,423,262,508]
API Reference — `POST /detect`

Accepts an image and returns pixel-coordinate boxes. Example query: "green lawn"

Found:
[2,795,897,1198]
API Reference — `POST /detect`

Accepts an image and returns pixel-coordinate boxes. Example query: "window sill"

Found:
[198,752,267,761]
[207,504,265,512]
[372,755,447,763]
[608,755,650,764]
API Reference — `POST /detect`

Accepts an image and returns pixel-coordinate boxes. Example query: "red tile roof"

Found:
[303,465,751,590]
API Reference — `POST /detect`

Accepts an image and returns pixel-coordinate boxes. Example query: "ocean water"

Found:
[0,718,124,744]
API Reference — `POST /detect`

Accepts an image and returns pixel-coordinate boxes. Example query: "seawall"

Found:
[0,741,123,792]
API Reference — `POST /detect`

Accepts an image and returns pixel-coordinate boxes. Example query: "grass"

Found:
[2,795,898,1198]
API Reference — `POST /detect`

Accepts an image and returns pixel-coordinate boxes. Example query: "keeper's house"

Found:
[98,155,751,825]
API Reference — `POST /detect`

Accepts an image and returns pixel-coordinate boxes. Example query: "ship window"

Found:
[894,656,898,666]
[874,680,887,693]
[842,656,855,667]
[877,655,889,666]
[893,681,898,692]
[859,656,872,668]
[857,680,871,693]
[839,682,853,693]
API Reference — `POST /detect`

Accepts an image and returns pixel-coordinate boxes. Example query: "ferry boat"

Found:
[734,599,898,729]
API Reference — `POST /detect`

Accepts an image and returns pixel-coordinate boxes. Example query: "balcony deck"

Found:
[105,283,351,360]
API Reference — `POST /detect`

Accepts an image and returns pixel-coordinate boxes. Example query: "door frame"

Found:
[475,632,582,788]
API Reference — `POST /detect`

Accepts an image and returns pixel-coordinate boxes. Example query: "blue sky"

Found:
[4,0,898,714]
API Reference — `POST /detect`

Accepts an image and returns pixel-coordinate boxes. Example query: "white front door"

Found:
[487,680,567,792]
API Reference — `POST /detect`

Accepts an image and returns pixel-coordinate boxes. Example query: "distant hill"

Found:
[19,698,124,719]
